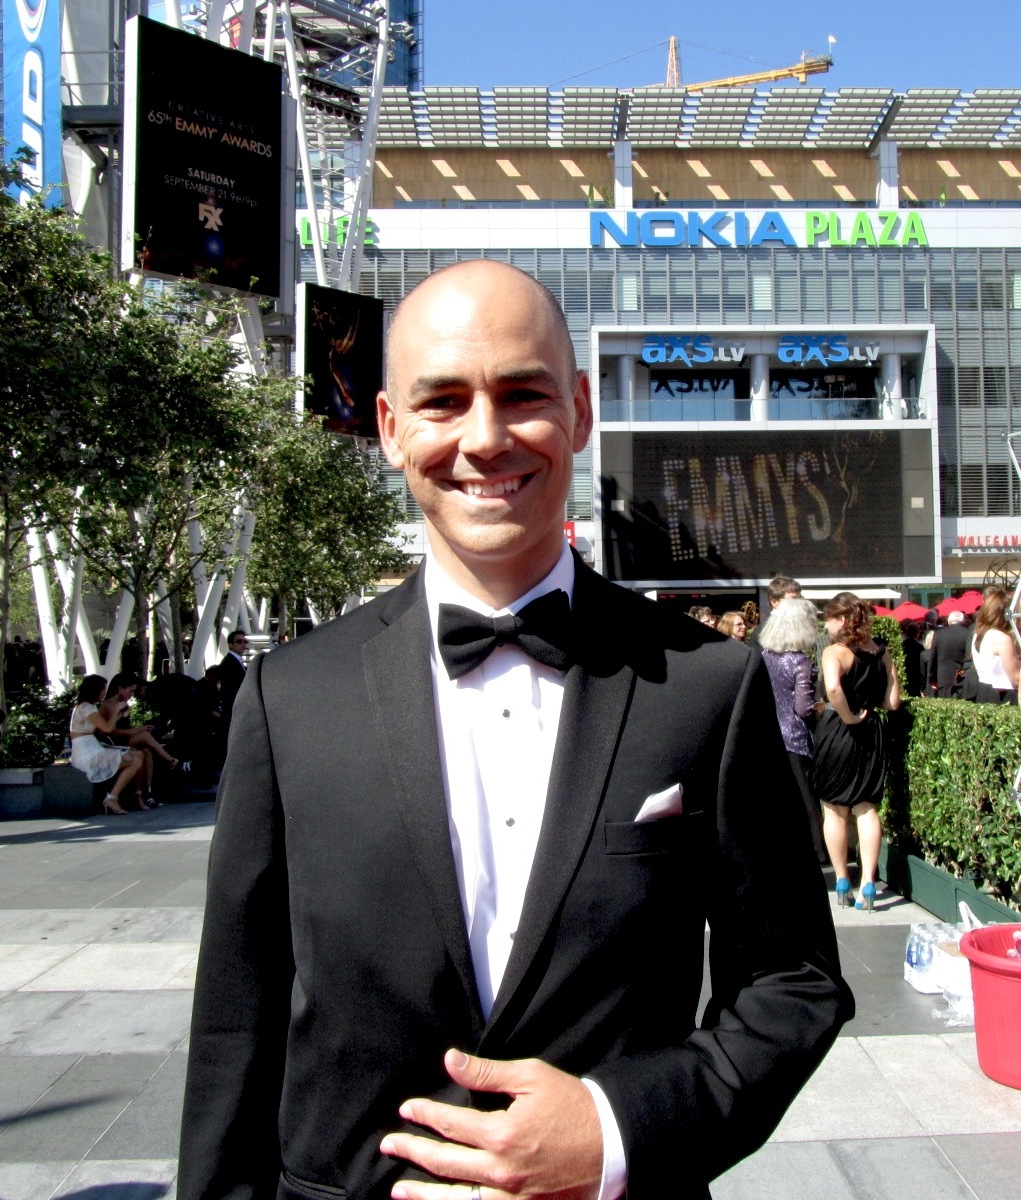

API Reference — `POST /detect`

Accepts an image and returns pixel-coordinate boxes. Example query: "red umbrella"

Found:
[935,591,983,617]
[890,601,929,621]
[871,605,895,617]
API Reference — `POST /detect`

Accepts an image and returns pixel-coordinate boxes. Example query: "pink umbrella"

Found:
[890,601,929,621]
[935,591,983,617]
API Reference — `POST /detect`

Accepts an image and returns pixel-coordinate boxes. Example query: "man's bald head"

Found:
[384,261,577,396]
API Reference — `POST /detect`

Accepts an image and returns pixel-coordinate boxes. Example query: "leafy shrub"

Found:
[884,697,1021,908]
[0,685,74,768]
[872,614,907,694]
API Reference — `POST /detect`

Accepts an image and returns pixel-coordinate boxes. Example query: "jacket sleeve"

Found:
[177,654,294,1200]
[588,652,853,1196]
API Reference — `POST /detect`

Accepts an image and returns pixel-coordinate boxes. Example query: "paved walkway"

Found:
[0,804,1019,1199]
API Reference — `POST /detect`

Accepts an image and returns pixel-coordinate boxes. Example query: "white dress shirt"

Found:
[423,541,626,1200]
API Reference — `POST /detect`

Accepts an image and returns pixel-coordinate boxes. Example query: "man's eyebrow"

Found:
[405,368,565,403]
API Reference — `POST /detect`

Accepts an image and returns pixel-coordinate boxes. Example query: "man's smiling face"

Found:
[377,262,592,605]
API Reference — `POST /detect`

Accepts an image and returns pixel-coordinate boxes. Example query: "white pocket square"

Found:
[634,782,683,822]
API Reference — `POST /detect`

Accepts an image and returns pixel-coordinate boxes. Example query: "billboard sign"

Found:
[295,283,384,438]
[601,428,938,584]
[3,0,62,204]
[121,16,284,296]
[591,209,929,250]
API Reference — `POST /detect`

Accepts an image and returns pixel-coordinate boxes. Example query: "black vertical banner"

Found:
[297,284,384,438]
[123,16,283,296]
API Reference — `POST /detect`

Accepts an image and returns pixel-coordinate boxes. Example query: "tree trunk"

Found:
[0,498,11,716]
[134,575,148,678]
[171,592,186,674]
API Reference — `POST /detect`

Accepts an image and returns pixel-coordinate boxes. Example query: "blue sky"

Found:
[423,0,1021,92]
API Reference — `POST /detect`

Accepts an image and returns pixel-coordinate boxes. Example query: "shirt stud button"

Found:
[506,817,515,827]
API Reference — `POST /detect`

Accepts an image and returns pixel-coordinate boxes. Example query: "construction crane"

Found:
[659,35,833,91]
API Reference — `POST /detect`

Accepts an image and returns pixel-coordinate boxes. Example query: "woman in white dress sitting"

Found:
[69,675,145,814]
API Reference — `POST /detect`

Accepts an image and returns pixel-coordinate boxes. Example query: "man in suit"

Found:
[928,610,971,697]
[178,261,851,1200]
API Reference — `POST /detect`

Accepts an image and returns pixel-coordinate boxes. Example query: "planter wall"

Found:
[880,840,1020,924]
[0,763,95,820]
[0,768,44,818]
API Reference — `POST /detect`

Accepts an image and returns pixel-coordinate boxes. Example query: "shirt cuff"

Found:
[581,1077,627,1200]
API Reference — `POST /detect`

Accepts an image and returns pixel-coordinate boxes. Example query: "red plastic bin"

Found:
[959,923,1021,1089]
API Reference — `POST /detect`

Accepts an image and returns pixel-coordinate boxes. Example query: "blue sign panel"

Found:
[3,0,63,204]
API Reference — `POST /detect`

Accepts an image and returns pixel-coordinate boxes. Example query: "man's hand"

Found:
[379,1049,603,1200]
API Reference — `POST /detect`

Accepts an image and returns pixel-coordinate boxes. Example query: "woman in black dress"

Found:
[813,592,900,911]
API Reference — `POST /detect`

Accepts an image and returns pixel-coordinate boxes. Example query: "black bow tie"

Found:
[437,589,573,680]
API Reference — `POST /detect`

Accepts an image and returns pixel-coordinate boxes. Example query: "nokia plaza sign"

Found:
[591,209,929,250]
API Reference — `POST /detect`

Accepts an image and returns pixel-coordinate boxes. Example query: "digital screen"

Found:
[296,284,383,438]
[601,428,936,583]
[122,16,283,296]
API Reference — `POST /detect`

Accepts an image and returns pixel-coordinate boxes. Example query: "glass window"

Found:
[750,273,772,313]
[958,366,980,406]
[984,366,1007,406]
[722,268,747,315]
[940,463,959,516]
[617,273,640,312]
[879,265,903,315]
[960,464,985,515]
[852,263,877,314]
[981,271,1005,311]
[956,271,978,311]
[670,265,694,317]
[827,268,850,314]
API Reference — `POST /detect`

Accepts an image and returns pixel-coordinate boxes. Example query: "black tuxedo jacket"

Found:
[179,561,851,1200]
[928,623,971,696]
[218,652,247,724]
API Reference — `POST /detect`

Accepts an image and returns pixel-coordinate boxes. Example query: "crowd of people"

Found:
[690,577,1021,912]
[60,630,255,812]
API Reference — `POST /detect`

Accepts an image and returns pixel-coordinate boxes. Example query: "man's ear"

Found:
[376,391,404,469]
[572,372,593,454]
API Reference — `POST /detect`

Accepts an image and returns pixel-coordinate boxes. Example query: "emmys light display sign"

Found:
[3,0,62,204]
[122,16,284,296]
[296,284,384,438]
[601,429,937,584]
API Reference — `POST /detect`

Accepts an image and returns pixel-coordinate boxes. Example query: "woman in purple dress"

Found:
[758,597,827,863]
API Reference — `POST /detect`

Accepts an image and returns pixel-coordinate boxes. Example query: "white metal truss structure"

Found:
[33,1,395,688]
[201,0,392,292]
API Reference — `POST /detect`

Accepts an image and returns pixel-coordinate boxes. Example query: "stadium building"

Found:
[319,85,1021,608]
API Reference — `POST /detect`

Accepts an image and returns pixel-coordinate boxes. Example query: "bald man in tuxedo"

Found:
[179,260,851,1200]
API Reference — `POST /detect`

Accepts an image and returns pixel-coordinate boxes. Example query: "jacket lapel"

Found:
[362,572,484,1035]
[484,563,636,1035]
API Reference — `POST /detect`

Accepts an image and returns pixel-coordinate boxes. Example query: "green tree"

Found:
[247,417,408,634]
[53,283,271,668]
[0,158,124,710]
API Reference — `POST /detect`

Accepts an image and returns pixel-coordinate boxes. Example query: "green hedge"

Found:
[883,697,1021,910]
[0,685,73,769]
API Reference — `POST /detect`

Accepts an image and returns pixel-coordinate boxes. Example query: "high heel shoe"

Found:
[102,794,128,815]
[855,881,877,913]
[834,877,854,908]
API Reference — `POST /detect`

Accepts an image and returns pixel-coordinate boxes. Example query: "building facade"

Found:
[310,84,1021,603]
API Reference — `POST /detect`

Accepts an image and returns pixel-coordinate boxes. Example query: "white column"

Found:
[613,141,633,209]
[750,353,770,421]
[881,352,903,420]
[875,139,900,209]
[617,354,636,408]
